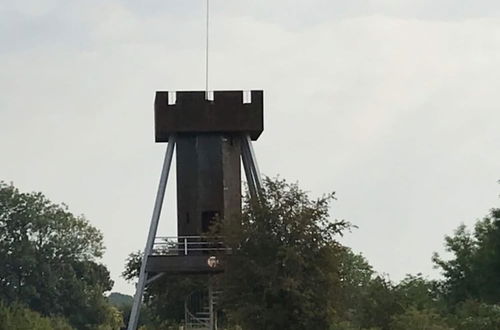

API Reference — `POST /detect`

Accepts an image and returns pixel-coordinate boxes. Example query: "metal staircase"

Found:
[185,287,222,330]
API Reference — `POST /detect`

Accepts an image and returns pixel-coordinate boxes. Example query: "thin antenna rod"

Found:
[205,0,210,96]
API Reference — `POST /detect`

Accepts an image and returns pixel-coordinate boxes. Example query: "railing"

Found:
[185,309,210,330]
[151,236,231,256]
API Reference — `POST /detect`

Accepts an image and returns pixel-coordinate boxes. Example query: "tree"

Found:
[217,177,351,330]
[337,249,375,311]
[393,274,443,312]
[336,269,444,330]
[390,307,451,330]
[123,251,207,328]
[123,177,352,329]
[126,177,500,329]
[433,208,500,304]
[449,300,500,330]
[0,302,74,330]
[333,250,398,329]
[349,275,402,330]
[0,182,119,329]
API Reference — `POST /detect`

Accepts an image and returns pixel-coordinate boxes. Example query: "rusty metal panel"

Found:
[155,90,263,142]
[177,134,223,237]
[176,135,201,236]
[176,134,241,238]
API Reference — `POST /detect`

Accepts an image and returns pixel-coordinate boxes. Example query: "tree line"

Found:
[1,179,499,329]
[0,182,122,329]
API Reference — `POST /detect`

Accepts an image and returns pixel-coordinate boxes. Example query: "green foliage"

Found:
[336,268,443,329]
[218,177,351,330]
[433,209,500,304]
[95,304,124,330]
[337,249,374,311]
[0,302,74,330]
[390,308,451,330]
[107,292,133,308]
[0,182,119,329]
[448,300,500,330]
[335,250,395,329]
[122,251,142,281]
[330,319,381,330]
[123,177,352,329]
[123,252,199,327]
[116,302,156,330]
[394,274,443,311]
[349,275,402,330]
[120,179,500,329]
[138,323,181,330]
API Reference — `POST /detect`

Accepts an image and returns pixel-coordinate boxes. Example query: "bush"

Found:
[390,308,451,330]
[0,302,73,330]
[450,300,500,330]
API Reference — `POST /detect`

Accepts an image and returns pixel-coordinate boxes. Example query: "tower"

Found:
[128,90,264,329]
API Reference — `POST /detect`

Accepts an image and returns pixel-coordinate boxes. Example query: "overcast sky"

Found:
[1,0,499,294]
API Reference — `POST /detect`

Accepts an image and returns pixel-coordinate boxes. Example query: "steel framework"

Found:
[127,134,263,330]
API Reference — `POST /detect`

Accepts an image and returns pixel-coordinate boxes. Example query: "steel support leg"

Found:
[127,136,176,330]
[241,140,258,200]
[241,134,263,197]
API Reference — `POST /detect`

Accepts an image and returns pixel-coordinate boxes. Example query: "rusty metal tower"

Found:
[127,90,264,330]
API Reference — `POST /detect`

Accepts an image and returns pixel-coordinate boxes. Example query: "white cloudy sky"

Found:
[1,1,499,294]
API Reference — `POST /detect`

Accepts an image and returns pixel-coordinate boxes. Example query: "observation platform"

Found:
[154,90,264,142]
[145,236,231,274]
